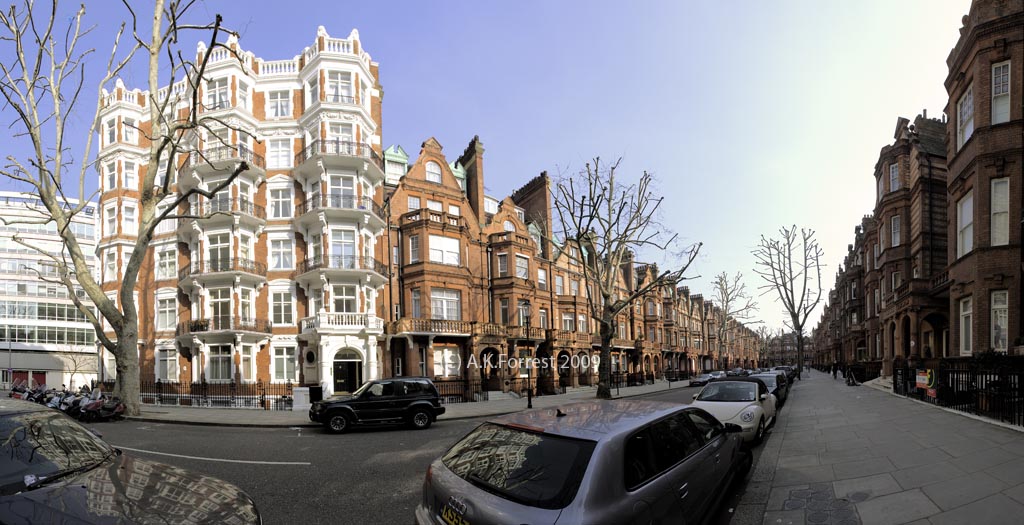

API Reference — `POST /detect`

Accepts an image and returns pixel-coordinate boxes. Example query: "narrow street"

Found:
[91,383,775,525]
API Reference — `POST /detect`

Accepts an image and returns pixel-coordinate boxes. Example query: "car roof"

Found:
[486,399,694,442]
[709,377,768,388]
[0,398,51,415]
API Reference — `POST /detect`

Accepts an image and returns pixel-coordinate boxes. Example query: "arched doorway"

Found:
[653,356,660,376]
[576,351,591,385]
[557,350,573,387]
[333,348,363,394]
[921,313,947,358]
[479,347,501,390]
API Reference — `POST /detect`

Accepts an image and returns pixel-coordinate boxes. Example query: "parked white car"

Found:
[690,378,777,443]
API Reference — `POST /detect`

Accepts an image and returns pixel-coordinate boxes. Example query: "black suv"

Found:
[309,377,446,434]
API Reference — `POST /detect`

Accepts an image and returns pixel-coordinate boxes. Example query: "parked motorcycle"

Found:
[8,379,29,399]
[78,389,126,422]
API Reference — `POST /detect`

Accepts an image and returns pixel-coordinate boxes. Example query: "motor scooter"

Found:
[79,389,126,422]
[8,379,29,399]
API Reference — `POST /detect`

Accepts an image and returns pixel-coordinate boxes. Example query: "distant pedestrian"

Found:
[832,363,838,380]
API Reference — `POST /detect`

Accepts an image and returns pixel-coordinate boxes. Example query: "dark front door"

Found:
[333,362,360,394]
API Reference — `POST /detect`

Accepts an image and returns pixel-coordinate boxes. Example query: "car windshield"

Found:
[696,382,757,402]
[0,409,113,496]
[442,423,597,510]
[697,374,711,379]
[753,375,777,389]
[351,382,373,397]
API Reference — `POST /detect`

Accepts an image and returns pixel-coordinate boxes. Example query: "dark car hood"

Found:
[0,453,260,524]
[322,395,355,404]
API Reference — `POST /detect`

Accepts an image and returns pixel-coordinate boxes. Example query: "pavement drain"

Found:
[807,500,831,511]
[785,485,863,525]
[807,511,831,523]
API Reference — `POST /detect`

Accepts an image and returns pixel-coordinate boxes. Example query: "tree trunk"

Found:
[795,331,804,380]
[597,320,613,399]
[113,331,141,416]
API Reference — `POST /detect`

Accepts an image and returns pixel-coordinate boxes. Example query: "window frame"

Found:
[991,61,1010,125]
[957,191,974,258]
[960,296,972,356]
[957,83,974,150]
[425,161,442,183]
[991,178,1009,246]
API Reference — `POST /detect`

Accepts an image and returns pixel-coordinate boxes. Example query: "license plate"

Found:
[440,503,469,525]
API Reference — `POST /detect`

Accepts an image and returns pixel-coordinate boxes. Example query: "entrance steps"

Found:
[485,390,521,401]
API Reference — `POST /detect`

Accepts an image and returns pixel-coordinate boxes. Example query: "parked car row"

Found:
[404,370,799,525]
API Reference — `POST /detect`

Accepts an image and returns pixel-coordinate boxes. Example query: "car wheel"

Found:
[409,409,432,430]
[326,412,350,434]
[754,417,766,444]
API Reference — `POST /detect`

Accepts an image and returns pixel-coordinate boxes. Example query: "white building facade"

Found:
[0,192,99,389]
[96,27,386,397]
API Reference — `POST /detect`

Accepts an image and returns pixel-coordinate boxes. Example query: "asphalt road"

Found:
[90,383,777,525]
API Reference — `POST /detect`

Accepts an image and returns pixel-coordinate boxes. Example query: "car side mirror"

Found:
[760,394,768,401]
[692,394,699,400]
[724,423,742,433]
[88,428,103,439]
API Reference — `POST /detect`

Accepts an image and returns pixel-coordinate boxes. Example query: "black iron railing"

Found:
[176,316,273,335]
[433,378,488,404]
[294,139,382,170]
[297,194,384,218]
[295,255,387,276]
[183,143,265,170]
[191,197,266,220]
[893,356,1024,428]
[178,258,267,280]
[105,379,294,410]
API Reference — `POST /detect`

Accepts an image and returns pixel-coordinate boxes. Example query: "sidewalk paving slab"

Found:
[740,373,1024,525]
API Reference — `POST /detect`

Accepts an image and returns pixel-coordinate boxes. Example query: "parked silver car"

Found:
[415,399,751,525]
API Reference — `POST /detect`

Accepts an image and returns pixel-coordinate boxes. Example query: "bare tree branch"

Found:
[752,225,825,379]
[551,156,702,398]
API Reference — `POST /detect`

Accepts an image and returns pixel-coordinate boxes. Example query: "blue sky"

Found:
[8,0,971,332]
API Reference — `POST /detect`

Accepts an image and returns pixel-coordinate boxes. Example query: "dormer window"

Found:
[889,163,899,192]
[484,198,499,215]
[425,161,442,183]
[503,220,515,232]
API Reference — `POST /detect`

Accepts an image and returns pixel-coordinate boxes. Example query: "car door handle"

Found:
[714,453,721,464]
[678,483,688,499]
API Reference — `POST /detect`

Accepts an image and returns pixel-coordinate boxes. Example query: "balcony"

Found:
[400,209,467,231]
[176,316,272,336]
[387,318,472,335]
[299,312,383,335]
[472,323,506,338]
[181,198,266,234]
[592,334,635,349]
[294,255,387,290]
[295,194,384,231]
[178,144,266,192]
[293,139,383,181]
[506,325,546,340]
[178,257,267,280]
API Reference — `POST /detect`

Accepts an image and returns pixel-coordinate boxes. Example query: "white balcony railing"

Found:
[300,312,383,333]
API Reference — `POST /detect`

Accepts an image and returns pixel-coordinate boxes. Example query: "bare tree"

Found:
[59,348,97,389]
[711,271,757,368]
[752,226,825,380]
[754,325,773,366]
[0,0,251,415]
[551,157,701,399]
